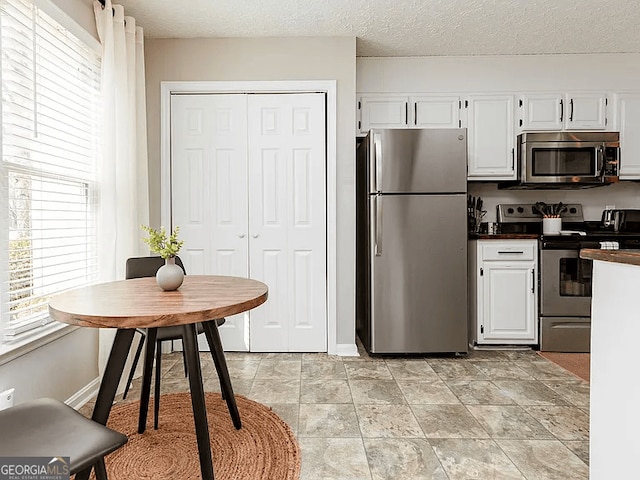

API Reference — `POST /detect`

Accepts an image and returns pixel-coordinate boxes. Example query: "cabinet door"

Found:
[359,95,409,132]
[466,95,516,180]
[411,95,460,128]
[616,93,640,179]
[565,93,607,130]
[520,94,563,131]
[480,262,537,342]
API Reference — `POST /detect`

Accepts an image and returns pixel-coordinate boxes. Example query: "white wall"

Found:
[358,53,640,222]
[0,328,99,407]
[144,37,357,346]
[357,54,640,93]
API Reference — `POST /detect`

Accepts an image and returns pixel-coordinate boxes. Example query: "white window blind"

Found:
[0,0,101,341]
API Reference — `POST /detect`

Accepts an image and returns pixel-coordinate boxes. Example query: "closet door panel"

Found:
[171,94,250,351]
[248,93,327,352]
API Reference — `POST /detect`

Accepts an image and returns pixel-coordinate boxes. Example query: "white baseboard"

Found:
[335,343,359,357]
[65,377,100,410]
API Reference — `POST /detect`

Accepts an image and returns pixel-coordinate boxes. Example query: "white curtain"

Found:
[94,0,150,374]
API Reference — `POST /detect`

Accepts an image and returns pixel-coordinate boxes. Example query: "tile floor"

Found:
[90,345,590,480]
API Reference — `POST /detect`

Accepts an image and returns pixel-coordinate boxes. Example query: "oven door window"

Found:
[531,148,596,177]
[559,257,593,297]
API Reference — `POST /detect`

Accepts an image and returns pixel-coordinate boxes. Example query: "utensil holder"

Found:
[543,217,562,235]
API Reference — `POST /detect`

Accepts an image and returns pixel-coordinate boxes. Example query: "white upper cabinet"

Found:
[358,95,409,131]
[465,95,516,180]
[411,95,461,128]
[358,95,460,133]
[519,92,608,131]
[615,93,640,179]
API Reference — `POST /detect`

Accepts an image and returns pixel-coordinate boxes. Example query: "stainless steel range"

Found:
[497,204,640,352]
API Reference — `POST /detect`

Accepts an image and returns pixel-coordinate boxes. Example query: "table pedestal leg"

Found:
[138,327,158,434]
[183,324,215,480]
[203,319,242,429]
[75,328,135,480]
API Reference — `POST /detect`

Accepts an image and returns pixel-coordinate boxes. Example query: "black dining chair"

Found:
[123,256,224,429]
[0,397,128,480]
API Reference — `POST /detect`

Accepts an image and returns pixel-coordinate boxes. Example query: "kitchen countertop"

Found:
[469,233,539,240]
[580,248,640,266]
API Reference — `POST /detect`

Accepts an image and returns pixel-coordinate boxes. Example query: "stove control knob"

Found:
[507,207,514,214]
[517,207,524,213]
[569,207,577,214]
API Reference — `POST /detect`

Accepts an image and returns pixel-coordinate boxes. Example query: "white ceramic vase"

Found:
[156,257,184,291]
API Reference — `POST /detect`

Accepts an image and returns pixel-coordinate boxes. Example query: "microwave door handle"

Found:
[597,143,606,181]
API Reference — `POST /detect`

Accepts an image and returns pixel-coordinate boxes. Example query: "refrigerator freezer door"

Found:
[370,194,468,353]
[370,128,467,194]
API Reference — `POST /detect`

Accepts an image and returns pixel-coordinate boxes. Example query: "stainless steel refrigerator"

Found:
[356,128,468,354]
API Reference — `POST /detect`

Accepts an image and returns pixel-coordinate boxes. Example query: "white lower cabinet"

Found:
[469,239,538,345]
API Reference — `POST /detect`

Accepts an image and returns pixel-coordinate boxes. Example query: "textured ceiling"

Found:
[115,0,640,57]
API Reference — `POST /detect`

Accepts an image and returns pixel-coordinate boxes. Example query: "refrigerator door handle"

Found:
[374,194,382,256]
[373,133,382,193]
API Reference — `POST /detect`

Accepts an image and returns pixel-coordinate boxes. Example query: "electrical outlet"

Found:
[0,388,15,410]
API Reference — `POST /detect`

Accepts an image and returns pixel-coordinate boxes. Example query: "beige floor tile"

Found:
[445,380,516,405]
[349,379,406,405]
[541,380,590,408]
[255,359,302,379]
[248,378,300,404]
[299,438,372,480]
[385,359,439,380]
[363,438,448,480]
[427,359,488,380]
[300,379,353,403]
[302,360,347,379]
[355,404,424,438]
[493,380,571,406]
[299,403,361,437]
[470,361,535,380]
[397,379,460,405]
[526,405,590,441]
[497,439,589,479]
[345,361,393,380]
[466,405,555,440]
[411,404,489,439]
[431,438,525,480]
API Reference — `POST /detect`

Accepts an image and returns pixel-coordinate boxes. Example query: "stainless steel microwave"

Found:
[518,132,620,185]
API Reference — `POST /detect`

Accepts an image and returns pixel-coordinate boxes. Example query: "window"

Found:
[0,0,101,342]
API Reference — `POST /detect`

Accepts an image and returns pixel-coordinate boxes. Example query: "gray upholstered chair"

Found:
[0,397,127,480]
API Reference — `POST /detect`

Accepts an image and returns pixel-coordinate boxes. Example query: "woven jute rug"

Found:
[538,351,590,382]
[95,392,300,480]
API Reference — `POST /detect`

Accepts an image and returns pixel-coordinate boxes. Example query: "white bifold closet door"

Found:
[170,93,327,352]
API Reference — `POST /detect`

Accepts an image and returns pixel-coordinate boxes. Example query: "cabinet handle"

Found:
[559,99,563,123]
[511,149,515,169]
[531,268,535,293]
[498,250,524,254]
[569,98,574,122]
[414,103,417,126]
[405,102,408,125]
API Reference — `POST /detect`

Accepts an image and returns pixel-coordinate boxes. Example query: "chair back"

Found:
[125,256,186,279]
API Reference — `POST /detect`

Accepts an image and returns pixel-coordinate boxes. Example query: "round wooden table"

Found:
[49,275,268,480]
